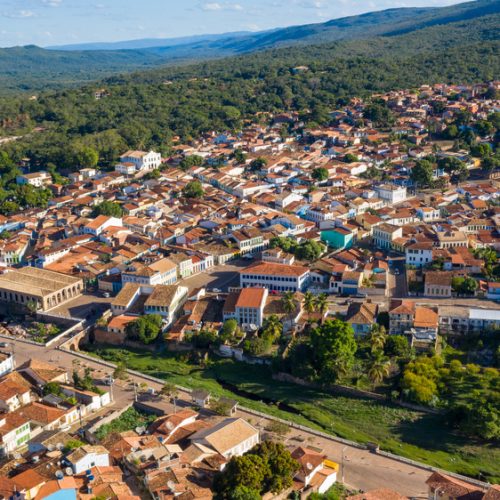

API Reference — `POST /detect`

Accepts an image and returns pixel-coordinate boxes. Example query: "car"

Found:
[270,290,279,295]
[212,288,222,293]
[0,342,8,348]
[103,376,114,385]
[103,292,110,298]
[394,269,400,275]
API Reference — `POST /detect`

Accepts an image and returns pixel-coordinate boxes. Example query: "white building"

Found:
[375,184,407,205]
[0,413,30,456]
[223,287,268,328]
[118,150,162,172]
[16,172,52,188]
[189,418,259,459]
[0,373,31,412]
[0,352,14,378]
[373,223,402,249]
[82,215,123,237]
[122,258,178,286]
[144,284,189,327]
[417,207,441,222]
[65,445,110,474]
[405,242,434,267]
[240,262,310,292]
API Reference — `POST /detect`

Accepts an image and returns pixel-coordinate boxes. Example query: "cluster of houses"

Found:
[0,352,343,499]
[0,355,111,461]
[0,82,497,354]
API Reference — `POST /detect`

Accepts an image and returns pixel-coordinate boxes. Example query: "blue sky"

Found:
[0,0,463,47]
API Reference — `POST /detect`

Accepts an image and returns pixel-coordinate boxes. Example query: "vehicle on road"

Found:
[394,269,400,275]
[212,288,222,293]
[0,342,8,348]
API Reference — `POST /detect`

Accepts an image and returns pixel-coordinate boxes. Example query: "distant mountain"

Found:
[0,0,498,93]
[47,31,254,51]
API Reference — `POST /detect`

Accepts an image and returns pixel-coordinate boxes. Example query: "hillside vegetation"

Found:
[0,9,498,172]
[0,0,498,93]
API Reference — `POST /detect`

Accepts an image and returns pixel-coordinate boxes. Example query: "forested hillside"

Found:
[0,11,498,173]
[0,0,498,93]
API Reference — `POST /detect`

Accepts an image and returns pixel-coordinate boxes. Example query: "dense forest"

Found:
[0,11,498,174]
[0,0,498,93]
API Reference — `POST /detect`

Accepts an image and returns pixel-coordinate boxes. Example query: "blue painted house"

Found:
[321,227,354,250]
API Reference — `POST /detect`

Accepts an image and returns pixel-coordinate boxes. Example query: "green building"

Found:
[321,227,354,250]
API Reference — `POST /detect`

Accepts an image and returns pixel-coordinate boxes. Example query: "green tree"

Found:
[43,382,63,397]
[191,329,219,348]
[314,293,329,323]
[262,315,282,343]
[312,167,328,182]
[368,352,391,384]
[183,180,204,199]
[310,319,357,382]
[385,335,411,358]
[364,103,394,127]
[410,159,434,188]
[233,149,247,164]
[221,319,238,339]
[282,291,298,327]
[213,454,269,498]
[369,324,387,353]
[179,155,204,170]
[92,201,123,217]
[303,291,317,316]
[344,153,359,163]
[295,240,325,261]
[249,157,267,171]
[470,143,492,158]
[125,314,162,344]
[75,146,98,169]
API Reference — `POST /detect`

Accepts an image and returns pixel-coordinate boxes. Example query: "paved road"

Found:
[3,336,434,497]
[181,260,247,292]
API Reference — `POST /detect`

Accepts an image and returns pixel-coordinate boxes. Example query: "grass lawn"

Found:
[86,344,500,482]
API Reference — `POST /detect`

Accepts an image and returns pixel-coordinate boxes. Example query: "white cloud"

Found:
[3,10,36,18]
[42,0,63,7]
[201,2,243,11]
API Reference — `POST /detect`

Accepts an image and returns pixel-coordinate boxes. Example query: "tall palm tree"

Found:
[368,354,391,385]
[314,293,329,323]
[303,291,316,316]
[282,291,297,331]
[369,324,387,353]
[262,314,283,342]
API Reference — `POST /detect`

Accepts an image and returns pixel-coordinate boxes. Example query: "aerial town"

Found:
[0,81,499,499]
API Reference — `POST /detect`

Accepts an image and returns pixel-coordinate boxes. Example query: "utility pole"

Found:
[341,445,347,484]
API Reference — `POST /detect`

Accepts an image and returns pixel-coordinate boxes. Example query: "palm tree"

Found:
[282,291,298,331]
[368,354,391,385]
[314,293,329,323]
[369,324,387,353]
[303,291,316,316]
[262,314,282,342]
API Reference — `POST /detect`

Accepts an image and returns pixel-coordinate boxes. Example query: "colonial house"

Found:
[189,418,259,459]
[240,262,310,292]
[223,287,268,329]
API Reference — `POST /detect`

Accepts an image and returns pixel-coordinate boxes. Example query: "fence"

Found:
[58,344,491,490]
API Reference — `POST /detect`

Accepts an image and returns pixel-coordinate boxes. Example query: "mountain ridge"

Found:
[0,0,498,93]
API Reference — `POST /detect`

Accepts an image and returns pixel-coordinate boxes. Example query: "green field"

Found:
[86,345,500,482]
